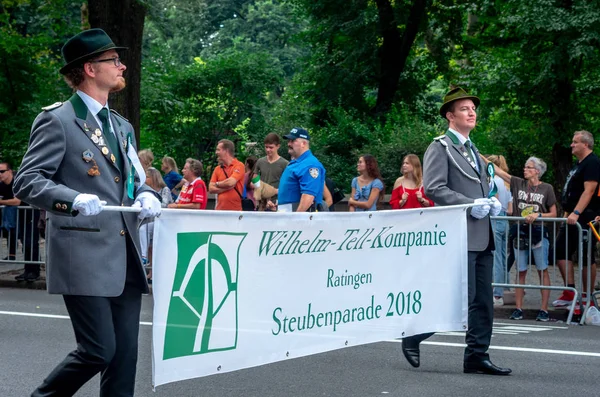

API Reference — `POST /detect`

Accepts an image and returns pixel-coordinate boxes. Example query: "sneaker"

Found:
[14,272,27,281]
[24,272,40,282]
[493,297,504,306]
[552,290,575,308]
[536,310,549,322]
[510,309,524,320]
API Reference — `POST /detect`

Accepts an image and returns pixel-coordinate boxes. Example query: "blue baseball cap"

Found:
[284,127,310,141]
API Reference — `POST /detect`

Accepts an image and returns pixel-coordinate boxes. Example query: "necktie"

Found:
[97,108,122,171]
[464,140,476,164]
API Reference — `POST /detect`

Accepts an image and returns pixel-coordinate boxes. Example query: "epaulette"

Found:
[42,102,63,111]
[433,135,446,141]
[110,109,129,122]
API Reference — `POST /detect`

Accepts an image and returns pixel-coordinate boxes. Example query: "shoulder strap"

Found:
[221,165,243,199]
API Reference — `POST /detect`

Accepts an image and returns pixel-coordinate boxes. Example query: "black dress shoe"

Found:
[401,340,420,368]
[464,359,512,375]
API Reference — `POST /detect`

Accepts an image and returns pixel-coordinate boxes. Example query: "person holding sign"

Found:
[13,29,161,396]
[401,87,511,375]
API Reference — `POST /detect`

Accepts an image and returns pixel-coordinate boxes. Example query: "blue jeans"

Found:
[514,238,550,272]
[492,213,508,297]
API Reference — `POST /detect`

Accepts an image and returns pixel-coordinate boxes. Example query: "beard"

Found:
[110,77,126,93]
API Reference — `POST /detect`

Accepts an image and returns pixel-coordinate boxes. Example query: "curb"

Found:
[0,277,47,290]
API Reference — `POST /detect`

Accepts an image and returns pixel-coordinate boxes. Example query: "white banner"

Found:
[151,206,469,387]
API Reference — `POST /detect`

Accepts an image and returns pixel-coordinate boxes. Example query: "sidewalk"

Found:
[493,264,600,323]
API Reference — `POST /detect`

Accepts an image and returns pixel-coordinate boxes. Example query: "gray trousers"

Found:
[404,249,494,363]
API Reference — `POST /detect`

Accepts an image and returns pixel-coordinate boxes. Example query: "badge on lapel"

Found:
[83,150,101,176]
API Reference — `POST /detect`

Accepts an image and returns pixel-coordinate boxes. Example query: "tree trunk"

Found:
[373,0,428,115]
[87,0,146,146]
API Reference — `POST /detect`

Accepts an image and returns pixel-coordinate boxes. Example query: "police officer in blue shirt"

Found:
[278,127,326,212]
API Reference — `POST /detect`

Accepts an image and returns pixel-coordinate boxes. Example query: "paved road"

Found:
[1,288,599,397]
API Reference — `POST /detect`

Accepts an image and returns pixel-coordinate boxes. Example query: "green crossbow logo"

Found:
[163,232,246,360]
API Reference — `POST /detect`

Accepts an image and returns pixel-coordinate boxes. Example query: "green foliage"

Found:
[5,0,600,195]
[0,0,80,167]
[140,48,284,175]
[309,105,441,193]
[462,0,600,187]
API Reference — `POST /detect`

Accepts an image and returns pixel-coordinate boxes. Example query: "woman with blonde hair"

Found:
[137,149,154,171]
[390,154,433,209]
[486,155,513,307]
[145,167,173,207]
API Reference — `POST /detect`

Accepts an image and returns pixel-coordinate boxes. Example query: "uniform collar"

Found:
[291,149,312,163]
[446,128,469,145]
[76,90,109,118]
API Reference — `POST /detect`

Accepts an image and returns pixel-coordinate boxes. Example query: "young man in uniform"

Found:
[400,87,511,376]
[13,28,161,396]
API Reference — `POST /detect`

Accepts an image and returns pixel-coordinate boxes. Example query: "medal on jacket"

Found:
[83,150,100,176]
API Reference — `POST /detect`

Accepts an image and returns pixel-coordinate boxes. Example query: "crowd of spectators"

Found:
[3,127,598,317]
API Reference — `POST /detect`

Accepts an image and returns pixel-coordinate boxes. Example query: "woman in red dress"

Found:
[390,154,434,209]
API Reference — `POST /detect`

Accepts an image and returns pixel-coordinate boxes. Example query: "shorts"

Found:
[514,238,549,272]
[554,224,595,267]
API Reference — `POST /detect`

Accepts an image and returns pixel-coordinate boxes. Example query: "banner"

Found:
[151,205,469,387]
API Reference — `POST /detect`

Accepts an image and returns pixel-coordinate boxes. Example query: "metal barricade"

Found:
[490,215,594,325]
[0,205,45,267]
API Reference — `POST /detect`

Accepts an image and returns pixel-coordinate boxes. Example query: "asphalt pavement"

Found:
[1,288,599,397]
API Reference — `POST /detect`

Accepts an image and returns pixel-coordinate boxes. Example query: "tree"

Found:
[88,0,146,143]
[141,48,284,171]
[463,0,600,190]
[0,0,79,166]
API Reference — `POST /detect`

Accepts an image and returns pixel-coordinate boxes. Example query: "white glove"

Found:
[471,198,491,220]
[72,194,103,216]
[489,196,502,217]
[132,192,162,220]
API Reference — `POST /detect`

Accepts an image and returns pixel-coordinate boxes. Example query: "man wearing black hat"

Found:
[400,87,511,376]
[277,127,326,212]
[13,29,161,396]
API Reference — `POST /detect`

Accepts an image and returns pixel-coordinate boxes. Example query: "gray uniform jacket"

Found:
[423,131,493,252]
[14,94,155,297]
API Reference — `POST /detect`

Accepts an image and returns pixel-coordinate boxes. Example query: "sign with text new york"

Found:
[163,232,246,360]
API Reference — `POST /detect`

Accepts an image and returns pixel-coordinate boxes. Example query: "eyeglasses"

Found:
[523,166,536,170]
[90,57,122,67]
[0,170,8,173]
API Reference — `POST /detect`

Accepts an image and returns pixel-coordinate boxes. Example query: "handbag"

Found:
[221,166,255,211]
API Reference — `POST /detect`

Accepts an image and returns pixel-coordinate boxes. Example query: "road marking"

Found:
[0,310,153,326]
[437,322,565,337]
[389,340,600,358]
[0,310,593,359]
[493,322,569,329]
